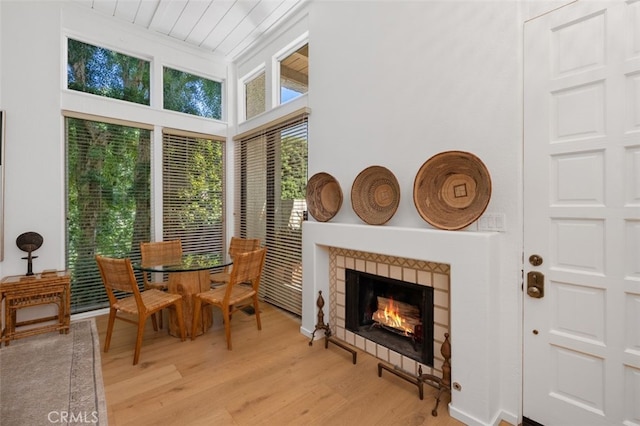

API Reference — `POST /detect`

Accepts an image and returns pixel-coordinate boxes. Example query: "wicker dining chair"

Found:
[192,247,267,349]
[95,255,186,365]
[140,240,183,329]
[210,237,261,286]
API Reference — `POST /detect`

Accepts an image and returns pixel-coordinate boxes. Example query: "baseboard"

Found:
[496,410,519,426]
[299,325,314,338]
[449,402,492,426]
[449,403,518,426]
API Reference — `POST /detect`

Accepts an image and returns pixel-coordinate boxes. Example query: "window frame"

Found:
[272,33,309,108]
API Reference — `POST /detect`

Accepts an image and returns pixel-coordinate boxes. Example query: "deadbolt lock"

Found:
[529,254,543,266]
[526,271,544,298]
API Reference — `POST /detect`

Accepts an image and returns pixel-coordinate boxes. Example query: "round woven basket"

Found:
[306,172,343,222]
[351,166,400,225]
[413,151,491,230]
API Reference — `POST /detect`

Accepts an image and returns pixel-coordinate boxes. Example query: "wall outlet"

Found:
[477,213,506,232]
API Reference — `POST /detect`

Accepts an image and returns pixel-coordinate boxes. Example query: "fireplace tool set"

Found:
[308,291,357,364]
[309,290,451,416]
[377,332,451,416]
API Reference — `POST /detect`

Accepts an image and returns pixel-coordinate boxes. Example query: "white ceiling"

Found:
[74,0,307,60]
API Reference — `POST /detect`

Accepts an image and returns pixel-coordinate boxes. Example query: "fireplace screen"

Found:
[345,269,434,366]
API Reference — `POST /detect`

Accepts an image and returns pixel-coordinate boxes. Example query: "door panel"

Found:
[524,1,640,424]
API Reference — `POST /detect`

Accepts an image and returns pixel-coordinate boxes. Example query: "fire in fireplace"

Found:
[345,269,434,366]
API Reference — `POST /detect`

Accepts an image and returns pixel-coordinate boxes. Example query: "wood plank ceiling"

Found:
[75,0,307,61]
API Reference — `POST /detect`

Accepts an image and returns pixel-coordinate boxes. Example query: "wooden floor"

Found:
[96,303,465,426]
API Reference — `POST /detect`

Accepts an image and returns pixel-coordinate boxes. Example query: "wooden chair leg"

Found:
[133,316,147,365]
[191,297,202,340]
[104,308,117,352]
[158,309,164,329]
[253,295,261,330]
[151,312,159,331]
[222,305,232,350]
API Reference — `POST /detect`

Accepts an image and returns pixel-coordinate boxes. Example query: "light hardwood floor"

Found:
[96,302,465,426]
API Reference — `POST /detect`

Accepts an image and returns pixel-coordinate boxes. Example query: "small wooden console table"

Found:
[0,270,70,347]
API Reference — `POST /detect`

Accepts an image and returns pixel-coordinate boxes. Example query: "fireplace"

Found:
[345,269,434,366]
[302,222,501,425]
[324,246,450,378]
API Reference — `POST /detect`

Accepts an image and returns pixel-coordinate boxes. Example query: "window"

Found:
[66,116,151,313]
[235,111,308,315]
[163,131,225,255]
[279,43,308,104]
[65,34,226,316]
[67,39,150,105]
[245,71,266,120]
[163,67,222,120]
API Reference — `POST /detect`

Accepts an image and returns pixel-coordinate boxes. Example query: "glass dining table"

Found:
[133,253,231,338]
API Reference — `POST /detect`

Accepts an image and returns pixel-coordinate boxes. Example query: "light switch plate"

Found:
[477,213,506,232]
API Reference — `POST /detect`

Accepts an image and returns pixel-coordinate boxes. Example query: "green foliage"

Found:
[280,134,308,200]
[163,136,224,249]
[66,39,226,313]
[67,39,150,105]
[66,118,151,312]
[163,67,222,119]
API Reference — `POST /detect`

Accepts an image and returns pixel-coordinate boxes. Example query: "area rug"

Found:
[0,319,108,425]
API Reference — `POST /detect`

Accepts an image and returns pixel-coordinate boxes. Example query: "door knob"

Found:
[526,271,544,298]
[527,286,541,298]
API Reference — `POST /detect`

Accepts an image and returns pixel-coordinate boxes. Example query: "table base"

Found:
[168,270,212,338]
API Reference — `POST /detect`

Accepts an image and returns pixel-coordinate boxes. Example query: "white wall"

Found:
[303,1,523,424]
[0,1,65,277]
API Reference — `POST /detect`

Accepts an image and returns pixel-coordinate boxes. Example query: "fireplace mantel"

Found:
[302,221,501,426]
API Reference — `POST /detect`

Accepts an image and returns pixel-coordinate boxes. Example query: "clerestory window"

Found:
[67,38,150,105]
[278,43,308,104]
[163,67,223,120]
[244,70,266,120]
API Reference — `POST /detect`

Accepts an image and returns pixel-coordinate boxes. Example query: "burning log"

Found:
[372,296,421,335]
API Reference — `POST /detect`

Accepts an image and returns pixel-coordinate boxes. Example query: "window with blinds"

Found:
[163,131,225,257]
[235,111,308,316]
[66,116,151,313]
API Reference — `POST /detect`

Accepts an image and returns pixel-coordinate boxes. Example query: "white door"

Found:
[524,1,640,425]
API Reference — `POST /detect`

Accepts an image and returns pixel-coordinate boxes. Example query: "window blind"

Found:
[65,116,151,313]
[162,131,225,257]
[235,111,308,316]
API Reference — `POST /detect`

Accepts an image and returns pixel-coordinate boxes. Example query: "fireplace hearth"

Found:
[345,268,434,366]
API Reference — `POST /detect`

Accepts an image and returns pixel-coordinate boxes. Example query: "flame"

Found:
[372,298,414,335]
